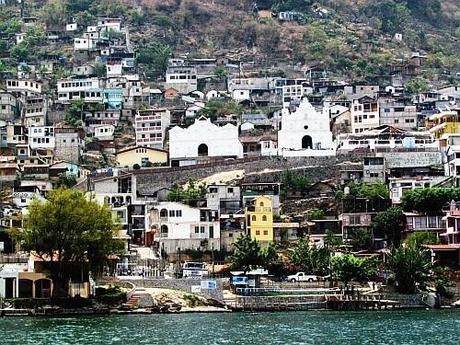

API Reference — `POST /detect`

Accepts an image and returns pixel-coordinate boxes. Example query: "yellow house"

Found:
[246,196,273,242]
[116,146,168,168]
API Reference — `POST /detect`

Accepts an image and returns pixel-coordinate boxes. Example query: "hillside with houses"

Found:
[1,0,460,308]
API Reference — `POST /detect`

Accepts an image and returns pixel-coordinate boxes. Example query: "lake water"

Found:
[1,310,460,345]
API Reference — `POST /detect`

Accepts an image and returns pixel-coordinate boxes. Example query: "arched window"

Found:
[260,202,264,207]
[262,215,267,221]
[302,135,313,149]
[160,225,168,237]
[198,143,208,156]
[251,215,257,221]
[160,209,168,218]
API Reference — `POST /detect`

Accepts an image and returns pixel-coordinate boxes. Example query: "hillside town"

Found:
[1,3,460,314]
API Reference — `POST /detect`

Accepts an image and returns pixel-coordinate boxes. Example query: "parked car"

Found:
[286,272,319,282]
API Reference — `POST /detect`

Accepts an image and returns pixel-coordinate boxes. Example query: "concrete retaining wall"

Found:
[125,278,226,301]
[134,156,359,194]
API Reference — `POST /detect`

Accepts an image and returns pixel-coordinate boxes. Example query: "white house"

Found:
[57,78,101,103]
[206,90,220,100]
[278,98,334,157]
[66,23,77,31]
[350,96,380,133]
[232,89,250,102]
[15,33,25,44]
[169,117,244,164]
[94,125,115,141]
[106,61,123,77]
[97,17,122,32]
[28,126,55,150]
[185,103,204,118]
[6,79,42,95]
[165,65,198,94]
[74,37,96,51]
[147,201,220,254]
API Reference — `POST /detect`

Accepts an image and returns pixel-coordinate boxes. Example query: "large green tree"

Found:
[331,254,377,285]
[401,188,460,213]
[229,235,263,274]
[372,206,405,247]
[288,238,330,276]
[12,188,123,296]
[404,231,439,248]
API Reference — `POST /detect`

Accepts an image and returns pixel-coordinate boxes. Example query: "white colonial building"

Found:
[169,117,243,165]
[278,98,334,157]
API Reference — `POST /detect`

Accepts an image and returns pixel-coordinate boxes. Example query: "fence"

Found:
[0,254,29,264]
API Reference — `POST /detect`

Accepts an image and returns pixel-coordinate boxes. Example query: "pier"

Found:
[326,295,401,310]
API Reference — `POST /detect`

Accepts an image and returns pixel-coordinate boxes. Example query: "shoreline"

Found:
[2,304,457,317]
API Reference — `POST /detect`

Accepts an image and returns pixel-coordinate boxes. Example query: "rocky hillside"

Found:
[5,1,460,84]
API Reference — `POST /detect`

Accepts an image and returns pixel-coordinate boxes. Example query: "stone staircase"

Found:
[124,288,147,309]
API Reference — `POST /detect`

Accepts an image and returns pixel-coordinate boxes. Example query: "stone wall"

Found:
[134,156,359,195]
[127,278,226,301]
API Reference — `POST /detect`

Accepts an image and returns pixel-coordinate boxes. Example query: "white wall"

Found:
[169,118,243,159]
[278,98,334,156]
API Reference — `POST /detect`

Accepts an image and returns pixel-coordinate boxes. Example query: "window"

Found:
[260,202,264,207]
[349,215,361,225]
[161,225,169,237]
[176,210,182,217]
[209,187,218,193]
[428,216,437,228]
[227,188,234,193]
[262,215,267,221]
[209,225,214,238]
[169,210,175,217]
[263,230,268,236]
[255,230,260,236]
[200,226,205,234]
[252,215,257,221]
[195,226,199,234]
[414,217,427,229]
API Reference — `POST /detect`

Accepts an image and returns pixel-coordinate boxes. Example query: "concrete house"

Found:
[135,108,170,149]
[351,96,379,133]
[116,146,168,169]
[146,201,220,254]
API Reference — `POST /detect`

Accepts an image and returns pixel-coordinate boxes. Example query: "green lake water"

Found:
[1,310,460,345]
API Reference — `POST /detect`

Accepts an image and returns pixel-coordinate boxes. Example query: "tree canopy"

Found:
[12,188,123,296]
[287,238,330,276]
[388,244,432,294]
[401,188,460,213]
[404,231,439,248]
[372,206,405,246]
[229,235,263,273]
[331,254,377,285]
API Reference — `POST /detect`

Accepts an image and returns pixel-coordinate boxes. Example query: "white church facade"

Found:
[277,98,335,157]
[169,116,244,166]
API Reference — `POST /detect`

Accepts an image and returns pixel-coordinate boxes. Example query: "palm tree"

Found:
[388,245,432,294]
